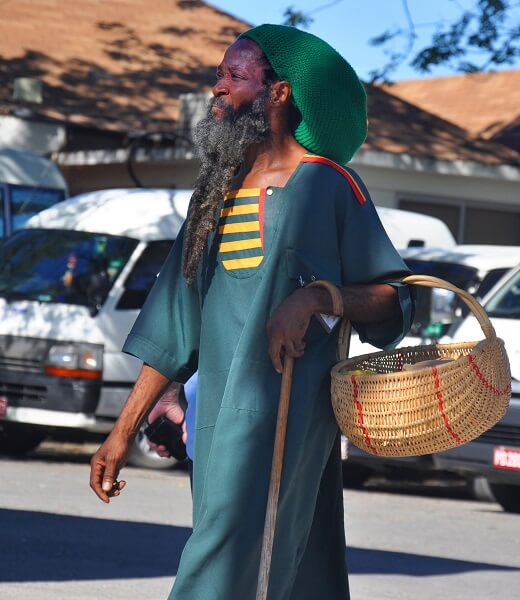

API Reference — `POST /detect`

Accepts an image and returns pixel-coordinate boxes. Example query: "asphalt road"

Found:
[1,442,519,599]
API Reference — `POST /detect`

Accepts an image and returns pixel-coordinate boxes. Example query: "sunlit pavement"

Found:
[0,442,519,599]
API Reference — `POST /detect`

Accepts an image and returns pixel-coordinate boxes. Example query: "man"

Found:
[90,24,414,599]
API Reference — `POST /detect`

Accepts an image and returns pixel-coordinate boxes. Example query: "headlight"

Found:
[45,343,103,379]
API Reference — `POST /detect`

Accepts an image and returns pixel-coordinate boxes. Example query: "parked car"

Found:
[344,246,520,488]
[0,194,456,468]
[0,147,68,238]
[434,263,520,513]
[0,188,191,468]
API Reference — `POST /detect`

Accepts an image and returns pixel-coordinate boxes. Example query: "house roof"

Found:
[364,84,520,167]
[0,0,249,132]
[383,70,520,150]
[1,1,519,168]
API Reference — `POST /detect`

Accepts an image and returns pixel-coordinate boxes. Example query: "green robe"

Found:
[123,156,414,600]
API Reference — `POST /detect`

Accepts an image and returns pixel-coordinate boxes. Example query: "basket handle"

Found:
[399,274,496,339]
[304,275,496,361]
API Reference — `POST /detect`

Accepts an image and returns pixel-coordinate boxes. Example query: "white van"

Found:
[349,244,520,357]
[374,206,455,250]
[0,191,456,468]
[434,263,520,512]
[0,188,190,467]
[0,147,68,237]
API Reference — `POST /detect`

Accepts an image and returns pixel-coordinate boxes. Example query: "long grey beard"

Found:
[182,92,271,286]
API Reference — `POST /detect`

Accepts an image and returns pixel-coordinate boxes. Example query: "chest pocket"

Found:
[216,188,265,278]
[285,248,341,288]
[286,248,343,343]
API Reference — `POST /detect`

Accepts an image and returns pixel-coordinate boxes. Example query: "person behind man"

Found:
[146,372,197,470]
[90,24,414,599]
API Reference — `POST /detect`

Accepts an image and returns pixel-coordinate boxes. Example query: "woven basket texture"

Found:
[321,274,512,457]
[331,337,511,456]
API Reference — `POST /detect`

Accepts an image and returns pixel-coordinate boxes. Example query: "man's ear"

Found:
[270,81,292,106]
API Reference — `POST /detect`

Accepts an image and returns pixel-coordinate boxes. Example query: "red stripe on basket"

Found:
[352,375,378,455]
[467,355,511,396]
[432,366,463,445]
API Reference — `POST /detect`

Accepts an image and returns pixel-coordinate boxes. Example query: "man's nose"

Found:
[212,79,228,97]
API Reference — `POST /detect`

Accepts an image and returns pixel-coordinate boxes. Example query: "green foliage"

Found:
[282,6,314,28]
[283,0,520,81]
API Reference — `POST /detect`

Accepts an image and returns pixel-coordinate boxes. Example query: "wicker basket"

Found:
[311,275,512,457]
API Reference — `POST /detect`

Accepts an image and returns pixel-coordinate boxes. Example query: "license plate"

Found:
[0,395,7,419]
[493,447,520,471]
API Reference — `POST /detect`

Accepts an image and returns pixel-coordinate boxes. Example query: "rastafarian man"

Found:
[90,24,414,600]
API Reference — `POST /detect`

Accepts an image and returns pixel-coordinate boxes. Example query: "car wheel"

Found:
[342,462,373,488]
[0,422,46,455]
[127,423,180,470]
[489,483,520,514]
[468,476,495,502]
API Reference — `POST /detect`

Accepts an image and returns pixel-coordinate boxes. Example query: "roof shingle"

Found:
[1,2,519,168]
[383,70,520,150]
[0,0,249,131]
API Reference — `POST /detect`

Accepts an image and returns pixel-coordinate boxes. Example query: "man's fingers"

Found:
[89,458,109,503]
[102,461,120,492]
[285,338,305,358]
[268,337,283,374]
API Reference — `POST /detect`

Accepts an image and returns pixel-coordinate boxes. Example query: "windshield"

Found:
[0,229,138,308]
[404,259,480,336]
[485,269,520,320]
[405,259,479,292]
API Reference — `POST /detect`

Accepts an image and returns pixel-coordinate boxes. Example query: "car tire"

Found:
[342,462,373,488]
[489,483,520,514]
[0,422,46,455]
[468,476,495,502]
[127,422,180,470]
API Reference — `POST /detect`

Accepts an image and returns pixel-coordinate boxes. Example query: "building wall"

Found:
[60,159,200,196]
[58,149,520,245]
[352,156,520,245]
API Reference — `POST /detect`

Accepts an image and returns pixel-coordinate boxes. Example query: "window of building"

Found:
[400,198,520,245]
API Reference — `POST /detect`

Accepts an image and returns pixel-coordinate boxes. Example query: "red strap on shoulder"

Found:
[301,154,367,205]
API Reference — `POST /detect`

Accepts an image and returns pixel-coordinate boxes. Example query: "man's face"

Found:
[212,39,269,117]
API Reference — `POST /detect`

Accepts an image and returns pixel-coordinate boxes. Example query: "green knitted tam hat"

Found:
[239,24,367,164]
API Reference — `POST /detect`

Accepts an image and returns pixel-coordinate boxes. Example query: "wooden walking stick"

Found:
[255,280,344,599]
[255,354,294,600]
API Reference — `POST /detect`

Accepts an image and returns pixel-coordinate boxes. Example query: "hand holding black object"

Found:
[144,415,187,461]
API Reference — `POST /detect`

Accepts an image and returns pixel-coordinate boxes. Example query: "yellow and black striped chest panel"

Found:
[217,188,266,273]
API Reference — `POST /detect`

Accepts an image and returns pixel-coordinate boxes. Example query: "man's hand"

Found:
[267,288,315,374]
[146,383,187,458]
[88,364,170,503]
[89,429,131,503]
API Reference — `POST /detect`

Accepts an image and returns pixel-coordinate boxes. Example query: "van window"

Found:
[10,185,66,232]
[476,268,510,300]
[0,229,137,308]
[116,240,174,310]
[0,187,4,237]
[485,270,520,320]
[405,259,481,336]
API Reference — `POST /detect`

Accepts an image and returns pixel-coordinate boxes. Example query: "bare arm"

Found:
[267,284,400,373]
[89,364,169,503]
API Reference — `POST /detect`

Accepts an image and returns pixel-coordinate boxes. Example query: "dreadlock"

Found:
[182,89,273,286]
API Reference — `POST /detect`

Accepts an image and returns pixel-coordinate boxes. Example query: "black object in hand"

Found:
[144,415,187,461]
